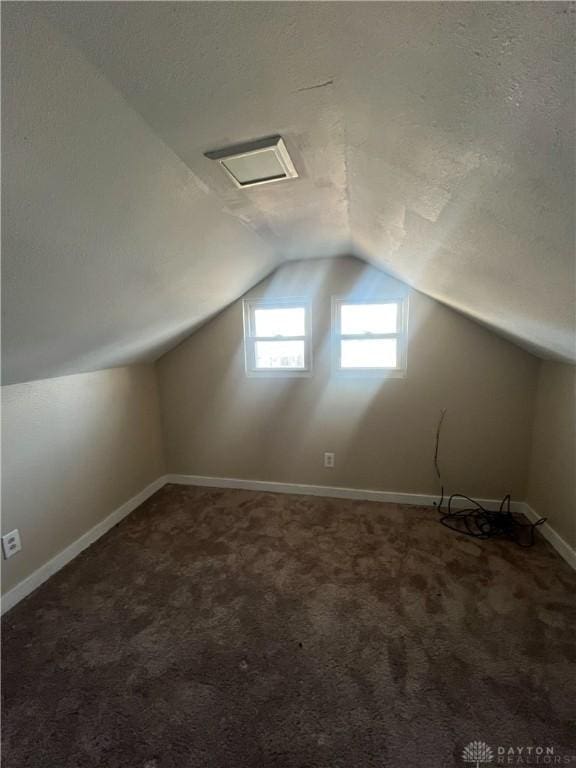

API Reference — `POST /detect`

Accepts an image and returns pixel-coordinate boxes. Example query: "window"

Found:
[243,299,311,376]
[332,297,408,375]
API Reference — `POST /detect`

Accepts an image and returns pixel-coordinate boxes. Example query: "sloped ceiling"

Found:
[2,2,574,385]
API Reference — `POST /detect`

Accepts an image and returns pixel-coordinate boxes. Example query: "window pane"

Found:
[254,307,305,337]
[255,340,305,369]
[340,339,397,369]
[341,303,398,335]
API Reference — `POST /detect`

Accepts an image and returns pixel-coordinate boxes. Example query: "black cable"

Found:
[432,408,446,512]
[439,493,546,547]
[431,409,546,547]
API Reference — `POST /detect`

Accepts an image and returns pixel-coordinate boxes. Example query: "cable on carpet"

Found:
[432,409,546,548]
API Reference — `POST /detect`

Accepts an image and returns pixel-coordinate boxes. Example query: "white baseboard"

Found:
[4,475,571,616]
[165,473,526,514]
[520,502,576,571]
[169,474,574,571]
[1,475,168,615]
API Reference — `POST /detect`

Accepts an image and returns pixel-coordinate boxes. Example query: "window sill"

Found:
[333,368,407,379]
[245,369,312,379]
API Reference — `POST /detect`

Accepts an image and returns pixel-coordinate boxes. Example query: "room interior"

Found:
[2,3,575,767]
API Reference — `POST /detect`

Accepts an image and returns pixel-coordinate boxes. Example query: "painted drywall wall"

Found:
[158,257,539,499]
[1,365,165,593]
[527,362,576,548]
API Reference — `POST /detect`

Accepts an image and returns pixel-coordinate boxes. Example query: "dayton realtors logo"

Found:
[462,742,494,767]
[461,742,576,765]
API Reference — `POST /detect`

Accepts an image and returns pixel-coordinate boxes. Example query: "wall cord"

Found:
[432,409,546,547]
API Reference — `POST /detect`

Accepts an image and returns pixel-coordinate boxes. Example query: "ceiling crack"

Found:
[295,79,334,93]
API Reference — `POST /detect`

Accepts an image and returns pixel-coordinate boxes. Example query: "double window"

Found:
[243,296,407,377]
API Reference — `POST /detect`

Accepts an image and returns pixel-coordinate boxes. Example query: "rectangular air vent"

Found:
[205,136,298,188]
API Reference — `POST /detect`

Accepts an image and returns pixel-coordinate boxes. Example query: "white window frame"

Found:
[243,298,312,377]
[331,296,408,377]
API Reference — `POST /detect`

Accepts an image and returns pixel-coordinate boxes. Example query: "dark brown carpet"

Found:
[2,484,576,767]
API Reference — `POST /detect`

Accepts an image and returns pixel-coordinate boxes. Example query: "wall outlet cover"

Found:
[324,452,335,468]
[2,529,22,560]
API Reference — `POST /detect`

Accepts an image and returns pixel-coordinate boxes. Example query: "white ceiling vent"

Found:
[205,136,298,188]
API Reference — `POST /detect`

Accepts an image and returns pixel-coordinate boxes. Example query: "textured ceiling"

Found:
[2,2,574,384]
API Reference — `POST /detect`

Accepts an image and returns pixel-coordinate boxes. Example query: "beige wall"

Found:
[2,260,569,600]
[527,361,576,548]
[1,365,165,593]
[158,257,539,500]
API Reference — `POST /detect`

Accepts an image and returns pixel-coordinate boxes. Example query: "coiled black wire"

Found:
[432,410,546,547]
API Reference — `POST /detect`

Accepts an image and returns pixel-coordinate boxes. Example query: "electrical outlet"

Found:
[324,452,335,468]
[2,529,22,560]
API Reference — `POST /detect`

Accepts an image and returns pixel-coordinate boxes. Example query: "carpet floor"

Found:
[2,484,576,768]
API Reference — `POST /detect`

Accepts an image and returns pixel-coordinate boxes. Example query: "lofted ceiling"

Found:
[2,2,574,385]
